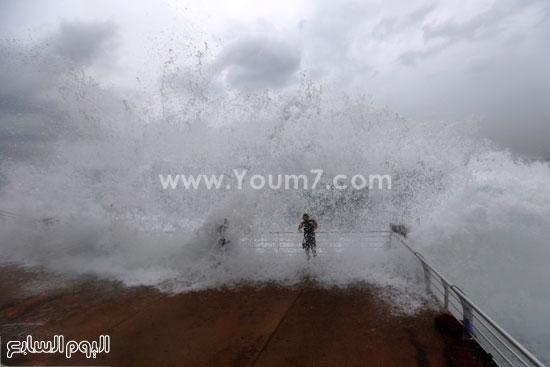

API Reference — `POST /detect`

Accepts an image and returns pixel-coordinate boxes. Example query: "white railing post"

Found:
[458,294,475,339]
[420,261,432,295]
[443,282,450,310]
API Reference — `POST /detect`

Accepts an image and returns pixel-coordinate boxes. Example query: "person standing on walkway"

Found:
[298,214,318,259]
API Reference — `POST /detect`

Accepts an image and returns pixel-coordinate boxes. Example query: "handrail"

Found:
[391,232,545,367]
[262,231,391,234]
[242,231,391,254]
[247,230,544,366]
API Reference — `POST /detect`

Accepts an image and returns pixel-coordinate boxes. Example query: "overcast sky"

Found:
[1,0,549,157]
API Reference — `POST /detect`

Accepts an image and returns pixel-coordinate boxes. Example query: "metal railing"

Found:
[241,229,544,366]
[240,230,391,254]
[391,232,545,367]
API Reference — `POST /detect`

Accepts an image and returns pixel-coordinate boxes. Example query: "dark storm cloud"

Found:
[0,20,119,159]
[214,36,300,89]
[1,1,549,158]
[0,41,66,158]
[373,4,435,40]
[0,19,118,106]
[301,0,548,158]
[422,6,504,42]
[397,44,446,66]
[54,20,117,65]
[398,0,545,66]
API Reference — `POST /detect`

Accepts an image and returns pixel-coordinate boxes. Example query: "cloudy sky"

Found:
[1,0,549,157]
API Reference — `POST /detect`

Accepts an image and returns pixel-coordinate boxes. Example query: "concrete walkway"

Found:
[0,266,450,366]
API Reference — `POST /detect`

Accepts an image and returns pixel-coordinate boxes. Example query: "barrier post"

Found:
[420,261,432,295]
[443,283,450,310]
[458,294,475,339]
